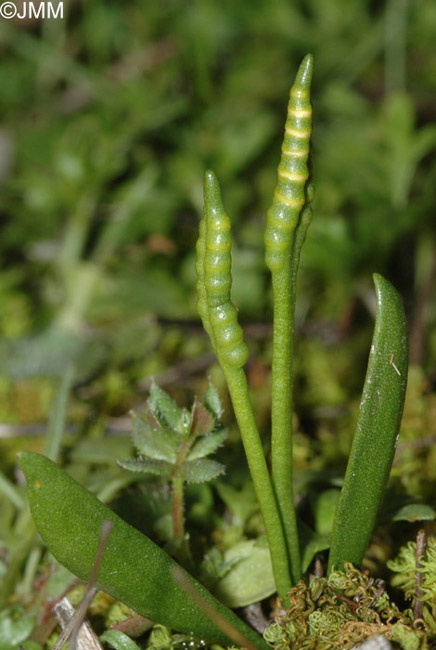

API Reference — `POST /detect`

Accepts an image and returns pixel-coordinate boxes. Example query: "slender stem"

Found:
[223,366,292,601]
[57,196,96,274]
[270,202,312,584]
[199,169,292,596]
[20,547,42,597]
[172,436,195,562]
[270,261,301,584]
[44,363,75,462]
[0,470,25,510]
[414,528,426,622]
[171,476,185,543]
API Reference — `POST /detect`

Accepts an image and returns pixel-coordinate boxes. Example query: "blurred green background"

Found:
[0,0,435,437]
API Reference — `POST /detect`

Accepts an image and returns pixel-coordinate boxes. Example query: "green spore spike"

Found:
[267,55,314,584]
[203,170,249,369]
[196,170,293,599]
[265,53,313,272]
[195,215,215,349]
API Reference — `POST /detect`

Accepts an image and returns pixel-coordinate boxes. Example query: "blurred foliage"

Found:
[0,0,435,387]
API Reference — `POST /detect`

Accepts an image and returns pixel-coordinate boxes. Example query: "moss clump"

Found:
[264,563,427,650]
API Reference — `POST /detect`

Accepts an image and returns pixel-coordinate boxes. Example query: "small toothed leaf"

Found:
[192,402,216,436]
[204,383,222,419]
[131,415,178,463]
[187,430,228,461]
[117,458,173,478]
[176,408,193,438]
[148,383,183,433]
[179,459,225,484]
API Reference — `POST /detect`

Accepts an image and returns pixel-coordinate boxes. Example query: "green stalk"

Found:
[223,366,292,600]
[171,476,185,543]
[270,261,300,583]
[44,362,75,462]
[171,437,193,563]
[270,200,313,584]
[0,470,25,510]
[197,170,293,600]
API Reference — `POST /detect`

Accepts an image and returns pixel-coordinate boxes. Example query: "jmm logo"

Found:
[0,2,64,19]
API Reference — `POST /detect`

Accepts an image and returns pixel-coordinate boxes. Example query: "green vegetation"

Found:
[1,2,436,649]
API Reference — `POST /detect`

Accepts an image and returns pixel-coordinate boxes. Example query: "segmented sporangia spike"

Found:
[202,170,249,369]
[196,216,215,348]
[265,54,313,271]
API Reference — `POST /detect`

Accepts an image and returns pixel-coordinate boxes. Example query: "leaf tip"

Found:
[17,450,34,474]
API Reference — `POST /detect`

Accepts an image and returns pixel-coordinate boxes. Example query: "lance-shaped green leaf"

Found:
[117,458,173,478]
[18,452,268,650]
[328,274,408,573]
[179,458,225,483]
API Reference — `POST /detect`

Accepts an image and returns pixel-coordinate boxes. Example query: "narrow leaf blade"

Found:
[100,630,140,650]
[328,274,408,573]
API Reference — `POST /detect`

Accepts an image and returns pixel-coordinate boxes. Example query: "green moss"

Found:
[264,563,426,650]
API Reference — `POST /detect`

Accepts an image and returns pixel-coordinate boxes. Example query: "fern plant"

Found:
[196,54,408,599]
[17,54,409,648]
